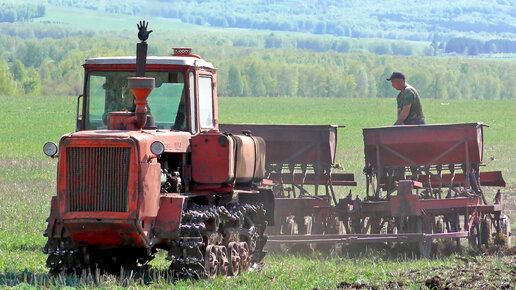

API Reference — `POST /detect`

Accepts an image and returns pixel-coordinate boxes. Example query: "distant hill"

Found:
[37,0,516,42]
[2,0,507,55]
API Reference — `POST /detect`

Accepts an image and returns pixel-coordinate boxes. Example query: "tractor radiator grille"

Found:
[66,147,131,212]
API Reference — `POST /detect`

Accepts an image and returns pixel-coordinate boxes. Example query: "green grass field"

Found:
[0,95,514,288]
[39,6,200,32]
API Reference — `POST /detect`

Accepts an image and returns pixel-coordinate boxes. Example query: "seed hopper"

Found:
[221,123,509,256]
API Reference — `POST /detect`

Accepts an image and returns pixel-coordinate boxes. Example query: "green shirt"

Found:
[396,84,425,124]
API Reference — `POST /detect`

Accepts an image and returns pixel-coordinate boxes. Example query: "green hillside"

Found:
[35,0,516,40]
[3,0,516,55]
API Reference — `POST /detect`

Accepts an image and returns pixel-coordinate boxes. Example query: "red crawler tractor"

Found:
[42,24,274,278]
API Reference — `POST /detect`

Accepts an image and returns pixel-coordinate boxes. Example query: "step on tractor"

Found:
[42,22,274,278]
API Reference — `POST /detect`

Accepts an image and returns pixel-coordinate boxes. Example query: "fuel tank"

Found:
[191,132,265,186]
[232,134,266,184]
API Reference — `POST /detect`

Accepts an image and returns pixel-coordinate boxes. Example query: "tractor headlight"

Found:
[150,141,165,156]
[43,142,58,157]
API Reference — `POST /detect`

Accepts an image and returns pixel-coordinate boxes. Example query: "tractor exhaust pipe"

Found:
[128,20,154,130]
[128,77,154,129]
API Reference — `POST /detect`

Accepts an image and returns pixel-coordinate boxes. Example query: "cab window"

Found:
[198,75,214,129]
[189,71,197,132]
[85,70,186,130]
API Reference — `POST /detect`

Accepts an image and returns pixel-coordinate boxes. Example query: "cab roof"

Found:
[84,56,215,69]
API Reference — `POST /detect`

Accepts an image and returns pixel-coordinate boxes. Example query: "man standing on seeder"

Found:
[388,72,425,125]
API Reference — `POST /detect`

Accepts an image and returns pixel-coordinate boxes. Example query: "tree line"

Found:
[213,51,516,100]
[0,3,45,23]
[445,37,516,55]
[4,20,516,58]
[0,31,514,100]
[0,22,434,56]
[0,22,96,39]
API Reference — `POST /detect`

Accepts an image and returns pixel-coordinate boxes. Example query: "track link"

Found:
[168,202,267,279]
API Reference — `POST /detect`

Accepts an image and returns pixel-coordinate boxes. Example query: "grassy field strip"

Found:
[38,6,201,32]
[0,95,514,288]
[4,96,514,181]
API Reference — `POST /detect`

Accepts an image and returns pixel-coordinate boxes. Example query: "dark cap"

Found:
[386,72,405,81]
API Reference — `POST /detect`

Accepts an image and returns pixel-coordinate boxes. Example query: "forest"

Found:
[0,1,514,99]
[0,3,45,23]
[0,28,514,100]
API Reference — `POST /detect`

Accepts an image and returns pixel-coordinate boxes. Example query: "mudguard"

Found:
[154,195,186,240]
[44,196,64,239]
[238,188,275,226]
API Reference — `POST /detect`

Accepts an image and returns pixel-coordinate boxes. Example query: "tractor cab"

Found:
[76,49,218,133]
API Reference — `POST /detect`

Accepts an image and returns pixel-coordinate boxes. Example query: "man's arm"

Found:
[395,104,412,125]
